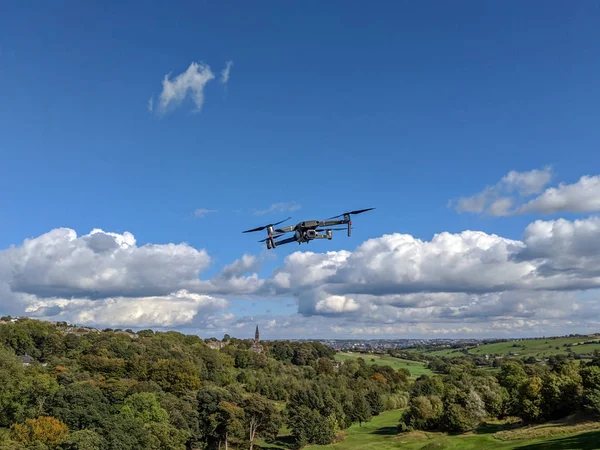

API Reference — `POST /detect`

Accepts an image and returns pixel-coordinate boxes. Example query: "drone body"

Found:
[242,208,374,249]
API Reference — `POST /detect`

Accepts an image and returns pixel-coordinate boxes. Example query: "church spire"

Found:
[255,325,260,342]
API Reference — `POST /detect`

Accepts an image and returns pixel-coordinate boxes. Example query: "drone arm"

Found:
[319,219,346,227]
[270,236,297,247]
[273,225,296,233]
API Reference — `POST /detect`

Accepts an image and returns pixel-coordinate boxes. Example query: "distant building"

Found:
[250,325,263,353]
[18,355,34,365]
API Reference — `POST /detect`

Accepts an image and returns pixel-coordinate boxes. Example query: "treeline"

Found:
[0,318,411,449]
[399,354,600,433]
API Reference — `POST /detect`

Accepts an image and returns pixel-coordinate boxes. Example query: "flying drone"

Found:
[242,208,375,249]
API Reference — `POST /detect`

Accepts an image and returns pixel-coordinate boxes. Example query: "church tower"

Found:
[255,325,260,342]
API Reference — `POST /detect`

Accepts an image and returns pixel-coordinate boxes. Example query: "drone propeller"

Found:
[242,217,291,233]
[325,208,373,237]
[325,208,375,220]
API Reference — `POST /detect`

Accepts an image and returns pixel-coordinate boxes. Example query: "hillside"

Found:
[425,335,600,359]
[1,318,600,450]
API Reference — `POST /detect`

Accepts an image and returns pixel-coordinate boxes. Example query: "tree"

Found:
[120,393,169,425]
[350,392,372,427]
[24,372,59,417]
[60,429,107,450]
[0,346,27,426]
[149,359,201,395]
[216,401,245,449]
[49,381,112,431]
[365,390,384,416]
[10,416,69,449]
[243,394,281,450]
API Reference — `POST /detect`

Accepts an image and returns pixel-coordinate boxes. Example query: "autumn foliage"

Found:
[11,416,69,448]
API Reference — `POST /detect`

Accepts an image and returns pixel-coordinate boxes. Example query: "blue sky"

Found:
[1,1,600,339]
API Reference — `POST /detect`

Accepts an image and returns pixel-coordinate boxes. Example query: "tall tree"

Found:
[243,394,281,450]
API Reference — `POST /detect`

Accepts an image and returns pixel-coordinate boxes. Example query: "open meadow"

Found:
[334,352,433,379]
[260,409,600,450]
[425,336,600,359]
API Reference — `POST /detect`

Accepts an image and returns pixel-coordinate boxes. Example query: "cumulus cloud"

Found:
[253,201,301,216]
[452,166,553,216]
[0,228,239,328]
[518,175,600,215]
[315,295,360,314]
[4,214,600,337]
[155,61,215,114]
[453,168,600,217]
[5,228,211,299]
[518,217,600,280]
[252,216,600,336]
[218,254,263,279]
[25,290,229,328]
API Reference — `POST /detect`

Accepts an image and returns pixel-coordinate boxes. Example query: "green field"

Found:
[334,352,433,379]
[260,409,600,450]
[426,336,600,359]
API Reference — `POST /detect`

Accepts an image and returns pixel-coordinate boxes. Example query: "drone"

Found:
[242,208,374,249]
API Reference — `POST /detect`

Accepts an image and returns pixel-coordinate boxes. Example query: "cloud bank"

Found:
[2,215,600,337]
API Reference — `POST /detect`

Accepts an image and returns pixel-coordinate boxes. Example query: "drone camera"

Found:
[305,229,317,239]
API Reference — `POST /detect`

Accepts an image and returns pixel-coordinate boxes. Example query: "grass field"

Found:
[334,352,433,379]
[426,336,600,359]
[259,409,600,450]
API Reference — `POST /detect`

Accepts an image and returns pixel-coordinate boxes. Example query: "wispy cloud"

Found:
[194,208,217,218]
[451,167,600,217]
[154,61,215,115]
[148,97,154,112]
[220,60,233,85]
[253,202,301,216]
[450,166,554,216]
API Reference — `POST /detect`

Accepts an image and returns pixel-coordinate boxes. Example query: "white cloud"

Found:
[25,290,229,328]
[4,214,600,337]
[218,254,263,279]
[518,175,600,215]
[500,167,554,196]
[220,60,233,85]
[253,202,301,216]
[453,168,600,217]
[156,61,215,114]
[0,228,265,328]
[315,295,360,314]
[5,227,210,299]
[251,216,600,336]
[194,208,217,218]
[453,166,553,216]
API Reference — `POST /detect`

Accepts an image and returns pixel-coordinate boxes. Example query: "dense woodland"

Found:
[0,318,409,450]
[0,318,599,450]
